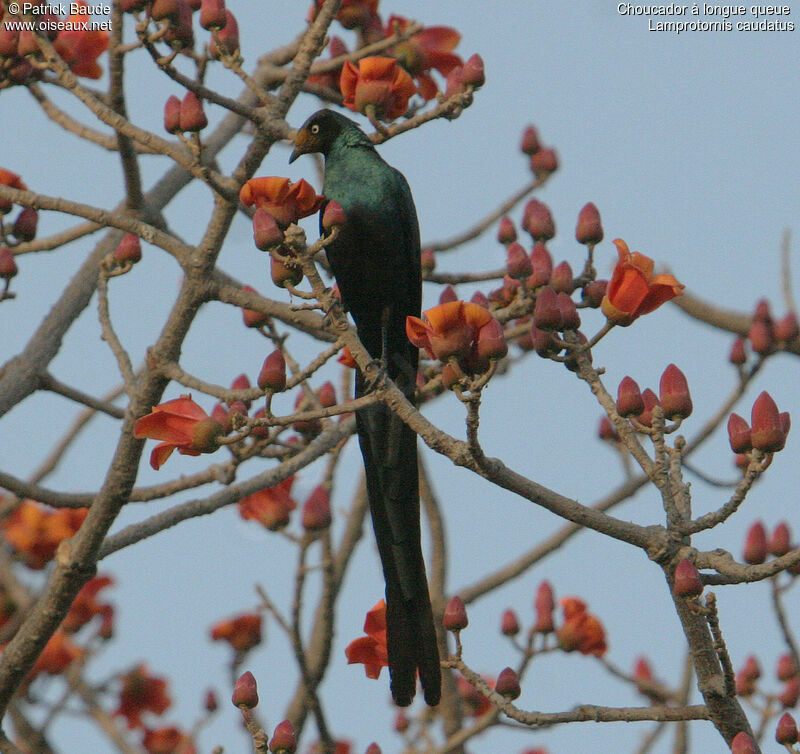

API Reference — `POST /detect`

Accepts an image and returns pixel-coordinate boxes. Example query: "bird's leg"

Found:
[360,306,392,392]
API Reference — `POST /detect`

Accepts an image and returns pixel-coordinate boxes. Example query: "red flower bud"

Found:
[534,581,555,633]
[769,521,792,557]
[232,671,258,708]
[114,234,142,265]
[258,350,287,392]
[253,208,285,250]
[753,298,773,324]
[598,416,620,442]
[727,413,752,454]
[730,732,756,754]
[209,10,240,57]
[420,248,436,275]
[530,147,558,177]
[441,362,460,389]
[556,292,580,331]
[439,284,458,305]
[774,312,800,342]
[776,712,798,744]
[302,486,331,531]
[12,207,37,242]
[471,290,489,308]
[0,26,19,57]
[500,609,520,636]
[527,243,553,288]
[778,654,799,682]
[241,285,269,328]
[748,319,773,355]
[520,125,540,155]
[633,657,654,683]
[740,655,761,681]
[460,53,485,88]
[476,318,508,362]
[270,255,303,288]
[735,670,757,697]
[322,200,347,231]
[550,261,574,294]
[506,242,532,279]
[497,216,517,244]
[443,596,468,631]
[533,286,561,331]
[151,0,179,21]
[522,199,555,242]
[179,92,208,133]
[443,66,465,99]
[365,744,382,754]
[617,376,645,418]
[582,279,607,308]
[205,689,218,711]
[269,719,296,753]
[729,336,747,365]
[227,400,248,419]
[575,202,604,245]
[530,324,558,357]
[659,363,693,420]
[673,558,703,598]
[750,391,788,452]
[495,667,521,699]
[16,29,38,56]
[164,95,181,134]
[637,389,659,428]
[317,381,336,408]
[200,0,227,31]
[743,521,768,565]
[780,676,800,708]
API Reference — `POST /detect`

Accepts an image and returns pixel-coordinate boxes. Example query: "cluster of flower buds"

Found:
[727,391,790,457]
[0,168,38,250]
[734,650,800,711]
[744,298,800,357]
[741,520,800,573]
[164,92,208,134]
[519,125,558,178]
[614,365,693,434]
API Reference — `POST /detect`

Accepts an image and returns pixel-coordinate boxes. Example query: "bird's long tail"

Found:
[356,364,441,707]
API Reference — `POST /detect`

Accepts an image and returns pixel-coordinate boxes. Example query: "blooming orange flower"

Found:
[600,239,684,326]
[239,177,324,228]
[2,501,88,570]
[556,597,607,657]
[238,477,297,531]
[345,600,389,679]
[385,16,462,100]
[209,612,263,652]
[340,56,417,121]
[142,726,196,754]
[53,1,109,79]
[30,629,84,677]
[62,575,114,634]
[115,664,171,730]
[134,395,224,470]
[406,300,494,362]
[0,168,27,214]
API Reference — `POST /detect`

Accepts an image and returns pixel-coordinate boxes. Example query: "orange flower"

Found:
[385,16,462,100]
[30,630,84,677]
[134,395,224,470]
[0,168,27,214]
[115,664,171,730]
[239,177,324,228]
[62,575,114,634]
[209,612,262,652]
[238,477,297,531]
[556,597,607,657]
[2,501,88,570]
[340,56,417,121]
[53,1,109,79]
[143,726,196,754]
[406,300,494,362]
[600,239,684,326]
[344,600,388,679]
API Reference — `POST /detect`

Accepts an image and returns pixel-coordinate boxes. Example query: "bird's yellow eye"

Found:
[310,124,320,135]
